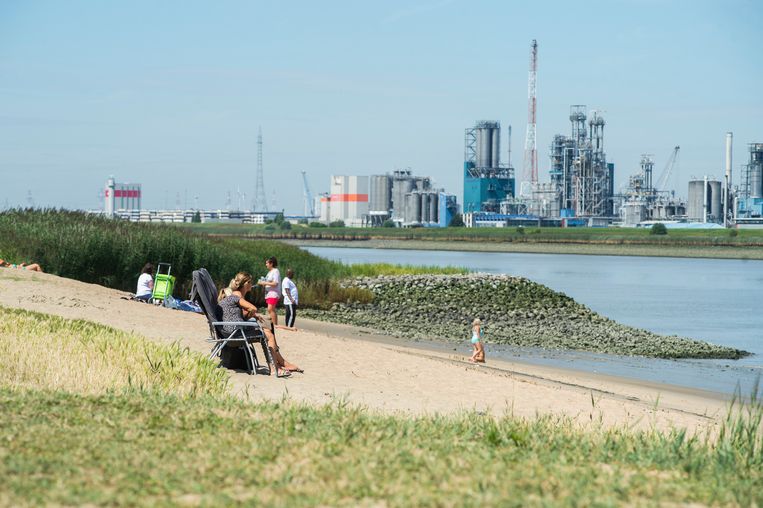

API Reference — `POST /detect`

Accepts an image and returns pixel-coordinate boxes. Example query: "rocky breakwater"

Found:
[303,274,748,360]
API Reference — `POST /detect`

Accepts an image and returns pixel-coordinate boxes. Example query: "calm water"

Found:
[305,246,763,396]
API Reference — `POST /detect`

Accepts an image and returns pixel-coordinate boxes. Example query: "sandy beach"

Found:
[0,268,730,433]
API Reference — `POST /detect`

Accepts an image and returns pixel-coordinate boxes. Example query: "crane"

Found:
[301,171,315,217]
[656,146,680,193]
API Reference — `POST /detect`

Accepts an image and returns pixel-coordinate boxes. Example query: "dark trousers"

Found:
[285,303,297,327]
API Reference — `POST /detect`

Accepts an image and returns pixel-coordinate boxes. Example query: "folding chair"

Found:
[152,262,176,304]
[189,268,275,376]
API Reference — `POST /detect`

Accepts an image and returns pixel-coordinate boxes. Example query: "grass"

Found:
[0,306,229,397]
[180,221,763,247]
[0,307,761,506]
[0,210,464,307]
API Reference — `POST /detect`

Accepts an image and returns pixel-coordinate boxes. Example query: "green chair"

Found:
[152,263,176,304]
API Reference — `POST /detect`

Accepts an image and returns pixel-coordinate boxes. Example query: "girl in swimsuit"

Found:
[469,318,485,363]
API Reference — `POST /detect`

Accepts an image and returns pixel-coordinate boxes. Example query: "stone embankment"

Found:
[303,274,748,360]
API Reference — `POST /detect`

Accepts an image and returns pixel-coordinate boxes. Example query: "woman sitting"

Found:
[0,259,43,272]
[134,262,154,301]
[218,272,302,377]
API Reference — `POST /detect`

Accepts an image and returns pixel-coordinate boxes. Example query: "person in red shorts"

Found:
[257,256,281,333]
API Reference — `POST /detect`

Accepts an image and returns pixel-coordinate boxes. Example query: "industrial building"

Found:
[318,175,369,227]
[619,149,687,226]
[368,169,457,227]
[463,121,515,212]
[548,106,614,218]
[737,143,763,220]
[104,176,141,216]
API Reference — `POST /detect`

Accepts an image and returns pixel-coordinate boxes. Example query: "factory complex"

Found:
[97,40,761,229]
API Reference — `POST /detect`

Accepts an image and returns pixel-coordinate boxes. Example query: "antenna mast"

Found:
[522,39,538,195]
[253,127,268,212]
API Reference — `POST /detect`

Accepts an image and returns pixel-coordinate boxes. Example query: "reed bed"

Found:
[0,210,463,307]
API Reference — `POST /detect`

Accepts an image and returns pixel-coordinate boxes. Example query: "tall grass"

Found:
[0,209,346,304]
[0,210,465,307]
[0,306,229,397]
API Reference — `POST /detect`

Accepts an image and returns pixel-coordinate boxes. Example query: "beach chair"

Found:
[189,268,275,376]
[152,262,176,304]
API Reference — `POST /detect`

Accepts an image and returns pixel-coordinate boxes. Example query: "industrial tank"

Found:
[392,175,414,219]
[709,180,722,222]
[475,121,500,168]
[623,200,646,226]
[421,193,430,223]
[429,193,438,223]
[687,180,706,221]
[405,192,422,224]
[369,175,392,214]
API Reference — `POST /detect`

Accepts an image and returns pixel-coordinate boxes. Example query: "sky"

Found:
[1,0,761,214]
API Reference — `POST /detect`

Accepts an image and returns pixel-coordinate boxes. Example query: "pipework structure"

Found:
[737,142,763,219]
[463,121,515,212]
[549,105,614,217]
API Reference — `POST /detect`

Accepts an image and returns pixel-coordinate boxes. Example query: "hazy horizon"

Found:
[1,0,761,214]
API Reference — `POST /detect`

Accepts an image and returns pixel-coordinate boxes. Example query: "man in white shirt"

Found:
[280,269,299,329]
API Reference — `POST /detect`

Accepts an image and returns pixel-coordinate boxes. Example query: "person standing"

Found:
[135,263,154,301]
[469,318,485,363]
[280,269,299,330]
[257,256,280,332]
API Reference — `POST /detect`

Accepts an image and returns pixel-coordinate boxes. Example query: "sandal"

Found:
[276,368,291,378]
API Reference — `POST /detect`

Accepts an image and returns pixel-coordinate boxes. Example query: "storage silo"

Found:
[687,180,706,221]
[421,193,430,223]
[369,175,392,214]
[405,192,422,224]
[475,121,500,168]
[429,192,438,223]
[709,180,722,222]
[391,172,414,220]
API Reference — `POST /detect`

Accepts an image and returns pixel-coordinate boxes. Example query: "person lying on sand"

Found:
[218,272,303,377]
[0,259,43,272]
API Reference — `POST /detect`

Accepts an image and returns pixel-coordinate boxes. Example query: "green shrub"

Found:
[329,220,346,228]
[280,221,292,231]
[448,214,465,227]
[382,219,396,228]
[309,221,327,228]
[650,223,668,235]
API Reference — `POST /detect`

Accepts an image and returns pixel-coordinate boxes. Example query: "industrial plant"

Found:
[95,39,761,230]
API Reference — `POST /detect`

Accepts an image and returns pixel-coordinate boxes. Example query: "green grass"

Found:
[179,221,763,247]
[0,307,761,506]
[1,388,761,506]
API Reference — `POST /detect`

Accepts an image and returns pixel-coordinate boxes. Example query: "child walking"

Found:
[469,318,485,363]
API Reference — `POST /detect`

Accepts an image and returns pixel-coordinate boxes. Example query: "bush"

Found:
[650,223,668,235]
[192,211,201,223]
[516,226,525,235]
[309,222,327,228]
[382,219,396,228]
[280,221,292,231]
[449,214,465,227]
[729,229,739,237]
[329,220,346,228]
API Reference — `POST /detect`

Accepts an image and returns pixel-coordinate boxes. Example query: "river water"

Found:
[304,246,763,397]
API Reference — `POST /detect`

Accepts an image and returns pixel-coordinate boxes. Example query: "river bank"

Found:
[301,274,747,360]
[0,268,732,432]
[282,238,763,259]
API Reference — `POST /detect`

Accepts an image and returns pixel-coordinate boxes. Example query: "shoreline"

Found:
[280,238,763,260]
[0,269,734,433]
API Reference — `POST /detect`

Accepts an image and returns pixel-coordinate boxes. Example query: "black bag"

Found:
[219,345,249,370]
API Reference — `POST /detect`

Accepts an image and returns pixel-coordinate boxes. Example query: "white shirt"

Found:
[136,273,153,296]
[282,276,298,305]
[265,268,281,300]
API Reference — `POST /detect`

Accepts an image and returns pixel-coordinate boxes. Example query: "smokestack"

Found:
[724,132,733,227]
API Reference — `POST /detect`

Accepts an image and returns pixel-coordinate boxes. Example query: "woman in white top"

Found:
[257,256,280,331]
[135,262,154,301]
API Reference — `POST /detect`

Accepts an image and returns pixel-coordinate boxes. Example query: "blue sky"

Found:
[1,0,761,213]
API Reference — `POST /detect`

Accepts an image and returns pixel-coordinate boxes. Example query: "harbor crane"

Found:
[656,146,680,193]
[301,171,315,217]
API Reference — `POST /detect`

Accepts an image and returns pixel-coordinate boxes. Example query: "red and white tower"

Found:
[522,39,538,196]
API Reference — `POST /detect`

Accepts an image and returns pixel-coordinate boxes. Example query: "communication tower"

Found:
[253,127,268,212]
